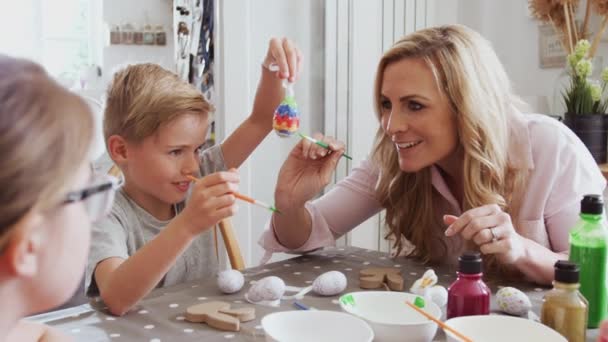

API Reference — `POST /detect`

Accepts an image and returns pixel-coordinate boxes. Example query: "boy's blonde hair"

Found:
[103,63,214,144]
[0,55,93,238]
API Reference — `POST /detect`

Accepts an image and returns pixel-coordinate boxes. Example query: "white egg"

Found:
[426,285,448,307]
[312,271,347,296]
[496,287,532,316]
[217,270,245,294]
[246,276,286,302]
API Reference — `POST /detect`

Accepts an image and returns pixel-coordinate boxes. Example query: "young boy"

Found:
[86,38,302,316]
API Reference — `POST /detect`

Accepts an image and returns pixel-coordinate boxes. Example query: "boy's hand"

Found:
[262,37,302,83]
[179,170,239,236]
[219,38,302,169]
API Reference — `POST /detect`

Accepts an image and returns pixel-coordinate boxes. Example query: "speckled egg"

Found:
[246,276,286,302]
[496,287,532,316]
[217,269,245,294]
[312,271,347,296]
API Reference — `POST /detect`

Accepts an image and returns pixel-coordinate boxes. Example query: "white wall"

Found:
[324,0,433,253]
[101,0,175,93]
[440,0,608,115]
[0,1,40,60]
[216,0,325,265]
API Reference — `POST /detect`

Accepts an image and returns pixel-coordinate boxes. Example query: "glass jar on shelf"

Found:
[109,24,121,45]
[133,25,144,45]
[155,25,166,46]
[120,23,134,45]
[143,24,155,45]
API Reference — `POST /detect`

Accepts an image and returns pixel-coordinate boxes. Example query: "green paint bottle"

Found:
[569,194,608,328]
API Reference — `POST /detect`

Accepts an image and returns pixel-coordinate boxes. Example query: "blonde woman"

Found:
[260,25,606,285]
[0,55,116,341]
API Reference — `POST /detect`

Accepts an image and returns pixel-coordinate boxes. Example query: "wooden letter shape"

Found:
[185,301,256,332]
[359,267,404,291]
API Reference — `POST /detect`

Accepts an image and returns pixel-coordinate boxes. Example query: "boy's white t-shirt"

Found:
[86,145,225,297]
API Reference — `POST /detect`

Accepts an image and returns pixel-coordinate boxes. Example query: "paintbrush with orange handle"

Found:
[186,175,281,213]
[406,300,473,342]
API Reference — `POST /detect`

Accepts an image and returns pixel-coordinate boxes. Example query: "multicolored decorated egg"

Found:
[273,83,299,137]
[496,286,532,316]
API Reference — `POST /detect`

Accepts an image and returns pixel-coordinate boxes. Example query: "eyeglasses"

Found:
[0,173,119,253]
[62,173,120,222]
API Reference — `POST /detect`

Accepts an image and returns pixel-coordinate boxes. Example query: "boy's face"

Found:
[123,114,209,217]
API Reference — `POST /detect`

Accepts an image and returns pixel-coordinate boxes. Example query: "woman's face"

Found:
[379,58,459,172]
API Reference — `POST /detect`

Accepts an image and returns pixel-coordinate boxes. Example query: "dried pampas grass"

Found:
[529,0,554,20]
[590,0,608,57]
[530,0,608,55]
[592,0,608,16]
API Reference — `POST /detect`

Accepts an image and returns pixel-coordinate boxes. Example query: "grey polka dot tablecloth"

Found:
[31,246,599,341]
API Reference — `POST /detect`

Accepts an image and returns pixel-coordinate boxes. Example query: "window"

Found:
[0,0,100,84]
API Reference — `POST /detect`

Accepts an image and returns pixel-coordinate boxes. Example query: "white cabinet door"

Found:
[325,0,431,253]
[215,0,326,266]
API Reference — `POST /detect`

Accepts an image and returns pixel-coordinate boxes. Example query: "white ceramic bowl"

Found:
[444,315,568,342]
[339,291,441,342]
[261,310,374,342]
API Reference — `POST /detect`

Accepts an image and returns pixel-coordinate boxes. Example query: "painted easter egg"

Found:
[273,95,299,137]
[312,271,348,296]
[496,286,532,316]
[217,269,245,294]
[246,276,286,302]
[410,269,439,296]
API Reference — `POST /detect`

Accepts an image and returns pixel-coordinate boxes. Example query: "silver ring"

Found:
[490,227,498,242]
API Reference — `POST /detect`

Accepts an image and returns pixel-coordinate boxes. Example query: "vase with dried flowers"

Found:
[530,0,608,163]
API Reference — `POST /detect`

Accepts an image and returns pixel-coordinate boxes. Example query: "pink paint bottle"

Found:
[447,251,491,318]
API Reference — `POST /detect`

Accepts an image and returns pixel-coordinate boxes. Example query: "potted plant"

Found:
[529,0,608,163]
[562,40,608,163]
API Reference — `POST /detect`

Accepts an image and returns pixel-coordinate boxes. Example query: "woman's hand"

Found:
[444,204,526,264]
[275,133,345,210]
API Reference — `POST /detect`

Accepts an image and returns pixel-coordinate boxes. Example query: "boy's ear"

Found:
[0,210,44,278]
[107,135,128,165]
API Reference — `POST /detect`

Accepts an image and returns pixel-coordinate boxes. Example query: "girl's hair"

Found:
[0,55,93,238]
[372,25,528,265]
[103,63,214,144]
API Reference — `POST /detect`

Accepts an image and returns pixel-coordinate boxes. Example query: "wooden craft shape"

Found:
[359,267,404,291]
[185,301,255,332]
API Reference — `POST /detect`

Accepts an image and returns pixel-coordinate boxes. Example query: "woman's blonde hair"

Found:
[0,55,93,238]
[373,25,528,265]
[103,63,214,144]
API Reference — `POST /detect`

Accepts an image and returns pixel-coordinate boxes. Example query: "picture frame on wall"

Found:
[538,23,567,69]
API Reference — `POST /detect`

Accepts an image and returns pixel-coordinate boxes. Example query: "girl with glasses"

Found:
[0,55,115,342]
